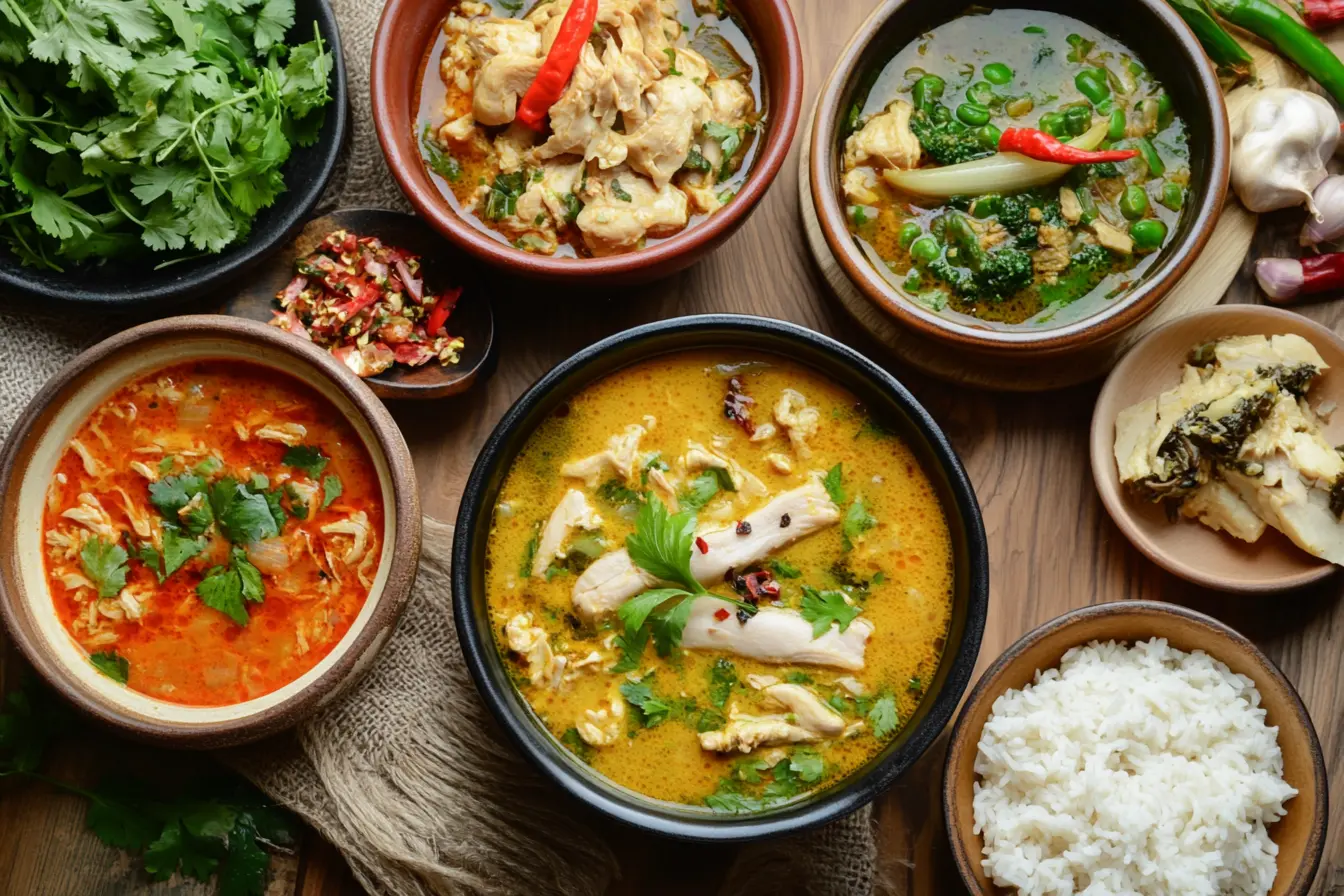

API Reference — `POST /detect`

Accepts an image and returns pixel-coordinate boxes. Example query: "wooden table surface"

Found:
[2,1,1342,893]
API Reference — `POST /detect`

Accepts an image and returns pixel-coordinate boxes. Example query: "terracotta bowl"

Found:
[944,601,1328,896]
[1091,305,1344,592]
[370,0,803,284]
[810,0,1230,358]
[0,317,421,748]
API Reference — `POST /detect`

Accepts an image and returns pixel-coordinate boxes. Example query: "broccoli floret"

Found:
[908,111,994,166]
[926,256,973,293]
[995,194,1034,236]
[972,248,1033,300]
[1070,241,1113,273]
[1036,242,1116,306]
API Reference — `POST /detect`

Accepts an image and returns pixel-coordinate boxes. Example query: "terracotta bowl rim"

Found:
[1089,304,1342,592]
[370,0,804,281]
[941,599,1329,896]
[809,0,1232,355]
[0,315,422,748]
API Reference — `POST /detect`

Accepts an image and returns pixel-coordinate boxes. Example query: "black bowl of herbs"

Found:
[0,0,347,307]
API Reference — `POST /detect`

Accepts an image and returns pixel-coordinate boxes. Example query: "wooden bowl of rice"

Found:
[942,601,1327,896]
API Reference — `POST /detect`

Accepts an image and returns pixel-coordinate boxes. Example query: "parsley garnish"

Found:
[560,727,593,762]
[868,693,899,738]
[281,445,328,477]
[157,456,176,475]
[702,121,744,180]
[822,462,846,504]
[677,468,732,512]
[148,472,208,521]
[81,537,128,598]
[769,558,802,579]
[620,680,674,727]
[162,527,208,579]
[196,549,265,627]
[611,179,633,202]
[519,527,540,578]
[485,171,526,219]
[209,478,280,545]
[842,497,877,551]
[683,147,712,173]
[321,474,342,509]
[800,586,861,637]
[90,650,129,684]
[663,47,681,75]
[420,122,462,181]
[596,478,642,509]
[708,658,737,708]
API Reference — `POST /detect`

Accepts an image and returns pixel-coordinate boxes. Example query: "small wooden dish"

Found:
[224,208,495,400]
[943,601,1328,896]
[1090,305,1344,591]
[0,316,422,748]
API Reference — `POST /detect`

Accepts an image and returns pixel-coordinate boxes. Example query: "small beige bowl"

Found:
[943,601,1328,896]
[0,316,421,748]
[1090,304,1344,592]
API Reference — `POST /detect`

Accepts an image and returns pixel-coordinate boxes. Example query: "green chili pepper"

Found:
[970,193,1003,218]
[1160,182,1185,211]
[903,270,923,292]
[1205,0,1344,105]
[983,62,1014,85]
[1074,187,1099,226]
[931,103,953,124]
[944,212,985,269]
[1130,218,1167,251]
[1156,93,1174,130]
[1119,185,1150,220]
[1064,105,1093,136]
[956,102,991,126]
[1005,95,1035,118]
[1107,108,1127,140]
[898,221,922,248]
[909,236,941,266]
[1038,111,1067,137]
[973,123,1003,148]
[1167,0,1255,85]
[966,81,999,107]
[912,74,946,111]
[1075,68,1111,104]
[1134,136,1165,176]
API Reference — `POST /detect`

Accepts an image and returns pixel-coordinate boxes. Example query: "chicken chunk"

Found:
[447,14,541,60]
[577,691,626,747]
[1032,224,1071,282]
[572,479,842,620]
[561,421,651,486]
[62,493,119,541]
[682,440,766,498]
[321,511,374,568]
[505,612,565,688]
[773,389,820,459]
[532,489,603,577]
[708,77,755,125]
[473,53,543,126]
[698,715,820,753]
[254,422,308,446]
[681,602,873,670]
[576,167,689,255]
[1059,186,1083,225]
[842,167,881,206]
[619,76,712,188]
[536,43,611,161]
[1091,218,1133,255]
[69,439,109,478]
[760,683,846,736]
[843,100,921,170]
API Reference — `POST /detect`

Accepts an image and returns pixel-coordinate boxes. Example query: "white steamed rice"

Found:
[972,638,1297,896]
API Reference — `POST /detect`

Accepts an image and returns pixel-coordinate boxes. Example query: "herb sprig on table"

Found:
[0,0,333,269]
[0,676,298,895]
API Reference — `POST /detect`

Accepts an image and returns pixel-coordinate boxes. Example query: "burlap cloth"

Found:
[0,2,879,893]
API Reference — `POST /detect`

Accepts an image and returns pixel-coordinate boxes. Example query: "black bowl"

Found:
[0,0,348,308]
[451,314,990,841]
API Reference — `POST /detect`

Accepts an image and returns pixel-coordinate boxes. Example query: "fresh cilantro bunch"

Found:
[0,0,333,269]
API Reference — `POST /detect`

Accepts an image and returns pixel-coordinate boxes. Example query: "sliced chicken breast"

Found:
[532,489,603,577]
[681,601,872,670]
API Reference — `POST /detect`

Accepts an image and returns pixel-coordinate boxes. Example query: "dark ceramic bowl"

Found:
[452,314,989,840]
[810,0,1230,358]
[371,0,803,284]
[0,0,348,308]
[0,317,420,748]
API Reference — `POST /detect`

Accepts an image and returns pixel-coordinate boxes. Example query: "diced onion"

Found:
[883,121,1108,198]
[247,538,290,575]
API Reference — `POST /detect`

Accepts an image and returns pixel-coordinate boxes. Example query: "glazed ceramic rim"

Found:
[451,313,990,841]
[0,2,349,308]
[1089,305,1340,592]
[0,316,421,747]
[810,0,1231,355]
[941,600,1329,895]
[370,0,804,281]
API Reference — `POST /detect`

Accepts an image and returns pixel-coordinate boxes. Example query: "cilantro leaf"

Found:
[81,537,129,598]
[596,478,641,509]
[650,596,696,657]
[610,624,649,674]
[196,566,247,626]
[253,0,295,51]
[678,470,724,512]
[560,727,594,763]
[520,526,540,578]
[217,814,269,896]
[842,497,877,551]
[789,749,825,783]
[212,479,280,545]
[86,781,162,852]
[708,658,737,708]
[868,694,899,738]
[702,121,744,180]
[616,588,686,638]
[162,526,207,578]
[283,483,309,519]
[769,559,801,579]
[619,680,674,727]
[131,541,163,581]
[822,463,846,505]
[281,445,328,477]
[705,790,767,814]
[800,586,861,637]
[149,472,208,520]
[421,122,461,181]
[321,474,342,509]
[89,650,129,684]
[624,495,698,593]
[232,549,265,603]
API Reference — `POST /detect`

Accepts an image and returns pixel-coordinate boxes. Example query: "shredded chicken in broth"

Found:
[485,351,954,809]
[420,0,762,258]
[42,361,384,706]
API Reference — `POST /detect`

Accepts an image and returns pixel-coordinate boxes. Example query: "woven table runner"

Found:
[0,1,881,893]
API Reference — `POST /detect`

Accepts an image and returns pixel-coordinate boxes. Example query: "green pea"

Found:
[1160,182,1185,211]
[1106,108,1127,141]
[903,270,923,291]
[898,221,922,248]
[966,81,998,107]
[973,123,1003,148]
[1075,69,1110,105]
[1063,106,1093,136]
[909,235,941,265]
[1156,93,1174,129]
[983,62,1014,85]
[912,75,945,111]
[1038,111,1067,138]
[1119,184,1150,220]
[956,102,991,126]
[1130,218,1167,251]
[1005,95,1035,118]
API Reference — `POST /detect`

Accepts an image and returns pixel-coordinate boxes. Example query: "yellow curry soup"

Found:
[484,351,953,808]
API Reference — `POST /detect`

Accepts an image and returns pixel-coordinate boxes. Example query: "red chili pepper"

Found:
[1255,253,1344,303]
[695,536,709,554]
[333,279,382,319]
[741,571,779,602]
[425,286,462,337]
[997,128,1141,164]
[713,608,731,621]
[516,0,599,130]
[1303,0,1344,29]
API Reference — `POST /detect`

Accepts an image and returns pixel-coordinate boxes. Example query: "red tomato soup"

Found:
[41,360,384,706]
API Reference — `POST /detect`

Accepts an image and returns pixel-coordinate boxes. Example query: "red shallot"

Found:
[1255,253,1344,302]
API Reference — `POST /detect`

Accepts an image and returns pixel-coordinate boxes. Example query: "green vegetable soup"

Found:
[842,9,1191,329]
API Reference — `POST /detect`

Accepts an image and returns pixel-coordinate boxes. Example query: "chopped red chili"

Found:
[695,536,710,554]
[516,0,599,130]
[735,520,752,535]
[713,608,731,621]
[998,127,1141,164]
[741,571,779,602]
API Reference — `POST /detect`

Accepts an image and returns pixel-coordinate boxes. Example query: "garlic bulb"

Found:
[1301,176,1344,245]
[1231,88,1339,217]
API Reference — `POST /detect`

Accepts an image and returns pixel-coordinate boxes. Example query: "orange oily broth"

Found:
[42,361,384,707]
[485,351,953,805]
